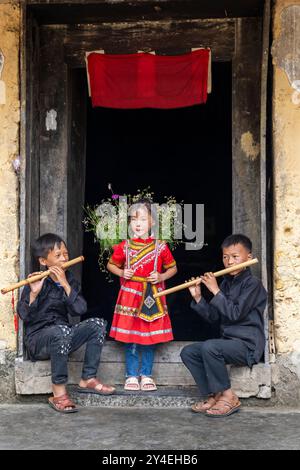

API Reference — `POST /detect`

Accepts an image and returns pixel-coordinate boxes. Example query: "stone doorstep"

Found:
[69,386,200,408]
[14,341,272,399]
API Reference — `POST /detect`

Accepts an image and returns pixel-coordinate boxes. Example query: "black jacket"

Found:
[190,268,267,363]
[17,271,87,341]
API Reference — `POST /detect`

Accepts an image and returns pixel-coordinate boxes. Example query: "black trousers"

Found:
[27,318,107,385]
[180,338,251,396]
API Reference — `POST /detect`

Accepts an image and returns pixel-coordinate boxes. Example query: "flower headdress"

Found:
[83,184,185,276]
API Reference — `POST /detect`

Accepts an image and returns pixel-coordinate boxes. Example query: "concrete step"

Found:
[68,386,200,408]
[15,341,272,398]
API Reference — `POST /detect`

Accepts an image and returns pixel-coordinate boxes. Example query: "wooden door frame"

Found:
[19,5,271,361]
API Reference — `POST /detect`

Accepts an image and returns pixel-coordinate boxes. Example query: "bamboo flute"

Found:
[153,258,259,298]
[1,256,84,295]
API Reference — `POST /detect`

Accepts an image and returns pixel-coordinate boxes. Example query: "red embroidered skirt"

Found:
[109,278,174,345]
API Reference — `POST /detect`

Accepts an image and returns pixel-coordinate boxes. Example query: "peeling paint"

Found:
[0,49,6,105]
[272,5,300,97]
[291,80,300,104]
[45,109,57,131]
[241,131,259,160]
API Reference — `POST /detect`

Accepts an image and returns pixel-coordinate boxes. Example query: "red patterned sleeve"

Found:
[160,243,177,270]
[109,241,126,268]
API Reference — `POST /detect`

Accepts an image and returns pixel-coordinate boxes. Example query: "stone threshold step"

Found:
[68,386,200,408]
[15,356,272,398]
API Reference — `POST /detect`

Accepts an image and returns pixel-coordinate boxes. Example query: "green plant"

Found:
[83,184,185,276]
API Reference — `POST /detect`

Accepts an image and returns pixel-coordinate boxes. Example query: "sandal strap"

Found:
[86,378,103,390]
[125,377,139,385]
[140,377,156,386]
[85,378,115,392]
[52,394,76,408]
[215,399,232,407]
[210,398,239,411]
[194,398,216,409]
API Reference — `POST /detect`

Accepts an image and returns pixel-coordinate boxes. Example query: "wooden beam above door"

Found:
[27,0,264,25]
[58,18,235,66]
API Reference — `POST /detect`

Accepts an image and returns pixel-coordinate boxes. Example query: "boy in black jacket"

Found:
[17,233,115,413]
[180,234,267,417]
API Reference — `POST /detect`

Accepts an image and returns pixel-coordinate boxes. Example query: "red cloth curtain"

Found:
[86,49,210,109]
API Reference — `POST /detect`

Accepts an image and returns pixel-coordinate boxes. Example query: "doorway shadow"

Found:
[82,62,232,341]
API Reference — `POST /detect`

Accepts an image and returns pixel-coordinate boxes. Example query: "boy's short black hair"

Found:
[31,233,67,262]
[221,234,252,252]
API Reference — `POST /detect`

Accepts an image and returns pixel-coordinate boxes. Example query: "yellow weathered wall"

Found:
[0,2,20,350]
[273,0,300,354]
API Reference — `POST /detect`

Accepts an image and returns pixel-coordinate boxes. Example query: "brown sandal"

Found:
[191,397,217,413]
[77,377,116,396]
[48,394,78,413]
[205,396,241,418]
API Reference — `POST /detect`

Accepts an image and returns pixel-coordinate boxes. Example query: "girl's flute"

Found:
[1,256,85,295]
[153,258,259,299]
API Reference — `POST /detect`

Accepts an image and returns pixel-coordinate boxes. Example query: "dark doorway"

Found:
[82,61,232,340]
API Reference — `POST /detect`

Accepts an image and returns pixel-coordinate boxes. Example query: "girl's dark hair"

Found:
[31,233,67,262]
[130,198,152,214]
[221,234,252,252]
[128,198,157,222]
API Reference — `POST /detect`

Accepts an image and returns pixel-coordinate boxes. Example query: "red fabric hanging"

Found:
[86,49,210,109]
[11,290,18,333]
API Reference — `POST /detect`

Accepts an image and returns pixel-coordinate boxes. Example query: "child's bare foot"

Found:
[191,393,222,413]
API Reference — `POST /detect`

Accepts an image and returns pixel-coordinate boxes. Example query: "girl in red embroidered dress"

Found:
[107,199,177,391]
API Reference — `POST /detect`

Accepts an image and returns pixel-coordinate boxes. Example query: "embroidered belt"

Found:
[124,277,165,322]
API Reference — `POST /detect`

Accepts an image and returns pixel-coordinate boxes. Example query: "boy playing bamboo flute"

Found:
[181,234,267,417]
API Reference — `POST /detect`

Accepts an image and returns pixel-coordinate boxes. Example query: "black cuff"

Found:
[210,291,224,307]
[190,297,206,311]
[64,287,79,305]
[27,297,39,311]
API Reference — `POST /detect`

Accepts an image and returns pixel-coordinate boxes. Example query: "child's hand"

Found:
[147,272,163,284]
[188,278,202,302]
[28,272,46,295]
[49,266,68,286]
[123,268,134,280]
[200,272,220,296]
